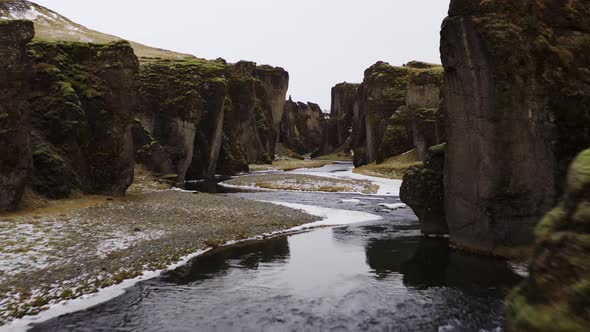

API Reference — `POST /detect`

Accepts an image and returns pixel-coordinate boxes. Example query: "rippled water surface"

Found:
[32,164,522,331]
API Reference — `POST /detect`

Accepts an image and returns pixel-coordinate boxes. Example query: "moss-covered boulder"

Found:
[400,143,448,235]
[27,39,138,198]
[441,0,590,255]
[507,149,590,331]
[279,98,325,156]
[0,19,34,211]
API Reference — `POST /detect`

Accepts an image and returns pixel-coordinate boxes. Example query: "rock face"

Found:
[351,61,445,166]
[400,143,448,235]
[507,149,590,331]
[440,0,590,255]
[28,40,138,198]
[321,83,359,154]
[137,58,228,181]
[0,20,33,211]
[216,62,288,174]
[279,98,325,155]
[135,59,288,179]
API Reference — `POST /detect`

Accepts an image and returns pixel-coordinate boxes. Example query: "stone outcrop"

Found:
[135,59,288,179]
[279,98,325,155]
[400,143,448,236]
[351,61,445,166]
[254,65,290,146]
[137,58,228,181]
[507,149,590,331]
[440,0,590,255]
[216,61,288,174]
[321,82,359,155]
[28,40,138,198]
[0,20,33,211]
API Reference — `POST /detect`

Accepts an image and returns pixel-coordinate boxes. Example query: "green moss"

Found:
[567,149,590,194]
[429,142,447,155]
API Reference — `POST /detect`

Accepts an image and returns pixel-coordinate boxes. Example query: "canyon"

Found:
[0,0,589,330]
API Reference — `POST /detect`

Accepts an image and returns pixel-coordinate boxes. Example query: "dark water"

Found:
[32,164,523,332]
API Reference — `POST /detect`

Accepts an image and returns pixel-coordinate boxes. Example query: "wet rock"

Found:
[0,19,34,211]
[440,0,590,255]
[507,149,590,331]
[400,143,448,235]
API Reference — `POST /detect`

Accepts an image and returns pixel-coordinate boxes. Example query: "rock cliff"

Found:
[279,98,325,155]
[400,143,448,235]
[440,0,590,255]
[216,61,289,174]
[351,61,445,166]
[28,40,138,198]
[507,149,590,331]
[0,20,33,211]
[137,58,228,181]
[321,83,359,155]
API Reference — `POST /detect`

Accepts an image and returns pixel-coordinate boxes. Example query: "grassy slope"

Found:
[353,149,422,180]
[0,0,194,60]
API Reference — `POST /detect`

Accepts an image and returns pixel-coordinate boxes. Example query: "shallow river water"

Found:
[31,163,523,332]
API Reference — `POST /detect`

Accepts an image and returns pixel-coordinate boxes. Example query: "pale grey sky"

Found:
[35,0,449,110]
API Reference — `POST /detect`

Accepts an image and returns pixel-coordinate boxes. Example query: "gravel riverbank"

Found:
[0,190,318,325]
[223,174,379,194]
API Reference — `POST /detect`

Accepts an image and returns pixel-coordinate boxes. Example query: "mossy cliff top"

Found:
[508,149,590,331]
[0,18,33,43]
[362,61,444,112]
[28,40,139,70]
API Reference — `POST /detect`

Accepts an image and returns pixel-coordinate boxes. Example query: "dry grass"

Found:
[354,150,422,180]
[273,159,334,171]
[226,174,378,194]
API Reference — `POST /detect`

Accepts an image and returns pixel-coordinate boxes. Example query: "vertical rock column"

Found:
[0,20,33,211]
[440,0,590,255]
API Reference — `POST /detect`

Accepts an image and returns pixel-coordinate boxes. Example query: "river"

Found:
[30,163,523,331]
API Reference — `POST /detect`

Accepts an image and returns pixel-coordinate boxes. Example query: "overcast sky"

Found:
[35,0,449,110]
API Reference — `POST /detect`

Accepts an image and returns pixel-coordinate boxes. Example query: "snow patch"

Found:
[378,203,407,210]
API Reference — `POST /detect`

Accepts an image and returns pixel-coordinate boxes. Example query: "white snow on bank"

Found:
[378,203,407,210]
[262,202,382,234]
[1,201,380,331]
[289,165,402,196]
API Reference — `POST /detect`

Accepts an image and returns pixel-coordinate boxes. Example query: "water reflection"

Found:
[32,220,523,332]
[164,236,290,285]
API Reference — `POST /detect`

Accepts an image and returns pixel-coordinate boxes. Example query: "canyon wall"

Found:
[0,20,33,211]
[350,61,445,166]
[134,59,288,179]
[279,98,325,155]
[321,83,359,155]
[28,40,138,198]
[441,0,590,255]
[216,61,289,174]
